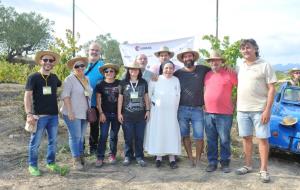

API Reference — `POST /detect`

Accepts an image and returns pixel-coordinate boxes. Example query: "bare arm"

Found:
[63,97,75,120]
[24,91,35,125]
[117,94,124,124]
[261,83,276,124]
[144,93,150,121]
[96,93,106,123]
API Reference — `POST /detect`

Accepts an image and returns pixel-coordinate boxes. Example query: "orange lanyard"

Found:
[75,75,88,89]
[40,72,50,86]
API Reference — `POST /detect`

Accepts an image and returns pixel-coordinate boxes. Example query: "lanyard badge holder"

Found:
[41,73,52,95]
[130,81,139,99]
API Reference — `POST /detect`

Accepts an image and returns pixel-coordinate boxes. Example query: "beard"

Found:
[184,60,195,68]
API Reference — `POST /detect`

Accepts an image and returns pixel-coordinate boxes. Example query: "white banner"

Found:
[119,37,195,71]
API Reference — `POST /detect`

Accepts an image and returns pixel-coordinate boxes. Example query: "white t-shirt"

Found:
[236,58,277,111]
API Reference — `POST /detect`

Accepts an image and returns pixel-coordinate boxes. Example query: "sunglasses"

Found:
[104,69,115,73]
[293,72,300,74]
[42,59,55,63]
[74,64,86,69]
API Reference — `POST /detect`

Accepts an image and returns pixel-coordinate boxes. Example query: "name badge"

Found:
[84,90,89,97]
[130,91,139,99]
[43,86,52,95]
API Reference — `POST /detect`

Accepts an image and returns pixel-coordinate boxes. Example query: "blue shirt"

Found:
[85,59,104,106]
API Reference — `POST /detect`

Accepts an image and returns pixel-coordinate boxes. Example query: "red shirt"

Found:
[204,68,237,114]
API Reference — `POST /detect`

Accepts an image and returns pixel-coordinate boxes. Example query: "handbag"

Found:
[75,75,97,123]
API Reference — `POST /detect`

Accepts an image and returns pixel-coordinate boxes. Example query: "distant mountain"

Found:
[273,63,300,72]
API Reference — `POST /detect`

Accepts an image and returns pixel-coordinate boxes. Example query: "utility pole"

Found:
[216,0,219,39]
[72,0,75,57]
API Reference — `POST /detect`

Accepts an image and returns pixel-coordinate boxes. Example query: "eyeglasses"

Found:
[104,69,115,74]
[42,59,55,63]
[74,64,86,69]
[293,72,300,74]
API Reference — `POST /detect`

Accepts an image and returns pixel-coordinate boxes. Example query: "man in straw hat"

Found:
[24,50,63,176]
[203,50,237,173]
[85,42,105,155]
[174,48,211,167]
[288,68,300,86]
[235,39,277,183]
[150,46,175,75]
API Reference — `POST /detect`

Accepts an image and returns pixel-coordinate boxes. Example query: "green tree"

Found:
[84,33,123,65]
[199,35,241,67]
[0,3,53,62]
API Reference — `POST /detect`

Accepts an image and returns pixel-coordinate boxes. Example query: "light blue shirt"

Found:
[85,59,104,107]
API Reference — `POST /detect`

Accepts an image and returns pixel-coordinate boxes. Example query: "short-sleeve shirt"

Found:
[236,58,277,111]
[60,74,92,119]
[96,80,120,114]
[119,79,148,122]
[204,68,238,114]
[25,72,61,115]
[174,65,211,107]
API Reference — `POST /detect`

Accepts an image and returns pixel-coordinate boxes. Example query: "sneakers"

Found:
[73,158,84,171]
[108,155,117,164]
[28,166,41,176]
[206,164,217,172]
[169,161,178,169]
[46,163,61,173]
[123,157,131,166]
[95,159,104,167]
[235,166,253,175]
[137,159,147,167]
[220,164,231,173]
[259,171,271,183]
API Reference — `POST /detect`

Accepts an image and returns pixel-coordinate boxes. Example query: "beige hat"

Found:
[176,48,199,63]
[288,68,300,75]
[35,50,60,65]
[154,46,174,58]
[125,61,141,69]
[99,63,120,75]
[280,116,298,126]
[206,50,225,62]
[66,57,88,69]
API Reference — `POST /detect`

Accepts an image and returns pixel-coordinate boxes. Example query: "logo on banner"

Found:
[135,46,152,51]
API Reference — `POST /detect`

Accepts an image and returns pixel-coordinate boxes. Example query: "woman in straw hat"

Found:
[95,63,120,167]
[61,57,92,171]
[288,68,300,86]
[118,61,150,167]
[144,61,181,169]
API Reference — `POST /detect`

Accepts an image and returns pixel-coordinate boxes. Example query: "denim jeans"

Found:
[178,106,205,140]
[122,120,146,159]
[97,113,120,160]
[63,115,87,158]
[204,113,233,166]
[28,115,58,167]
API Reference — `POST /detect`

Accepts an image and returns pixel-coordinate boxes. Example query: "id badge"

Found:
[42,86,52,95]
[130,91,139,99]
[84,90,89,97]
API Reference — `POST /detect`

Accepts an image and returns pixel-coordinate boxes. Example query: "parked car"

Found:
[269,82,300,154]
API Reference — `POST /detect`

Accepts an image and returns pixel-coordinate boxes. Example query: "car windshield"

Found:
[283,87,300,102]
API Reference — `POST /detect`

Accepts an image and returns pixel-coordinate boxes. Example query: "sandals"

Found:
[235,166,252,175]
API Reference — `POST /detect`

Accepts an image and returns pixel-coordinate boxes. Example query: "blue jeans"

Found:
[28,115,58,167]
[122,120,146,160]
[204,113,233,166]
[178,106,205,140]
[63,115,87,158]
[97,113,120,160]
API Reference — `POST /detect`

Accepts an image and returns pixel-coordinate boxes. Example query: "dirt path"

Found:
[0,83,299,190]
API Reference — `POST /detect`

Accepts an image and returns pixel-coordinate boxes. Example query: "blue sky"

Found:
[2,0,300,65]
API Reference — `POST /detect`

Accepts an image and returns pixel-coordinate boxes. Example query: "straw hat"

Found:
[154,46,174,58]
[35,50,60,65]
[288,68,300,75]
[99,63,120,74]
[176,48,199,63]
[280,116,298,126]
[66,57,88,69]
[206,50,225,62]
[125,61,141,69]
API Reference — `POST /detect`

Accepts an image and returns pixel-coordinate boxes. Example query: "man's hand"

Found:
[261,109,271,124]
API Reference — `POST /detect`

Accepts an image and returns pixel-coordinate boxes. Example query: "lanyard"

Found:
[129,80,139,92]
[40,72,50,86]
[75,75,88,89]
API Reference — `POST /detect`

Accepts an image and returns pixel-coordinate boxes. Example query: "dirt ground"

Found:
[0,83,299,190]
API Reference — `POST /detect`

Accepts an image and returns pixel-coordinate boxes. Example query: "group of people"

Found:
[24,39,281,183]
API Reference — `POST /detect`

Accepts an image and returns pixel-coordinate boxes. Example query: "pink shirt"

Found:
[204,68,238,114]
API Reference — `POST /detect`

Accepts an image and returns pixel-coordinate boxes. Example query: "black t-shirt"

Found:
[174,65,211,107]
[96,79,120,113]
[25,72,62,115]
[119,79,148,122]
